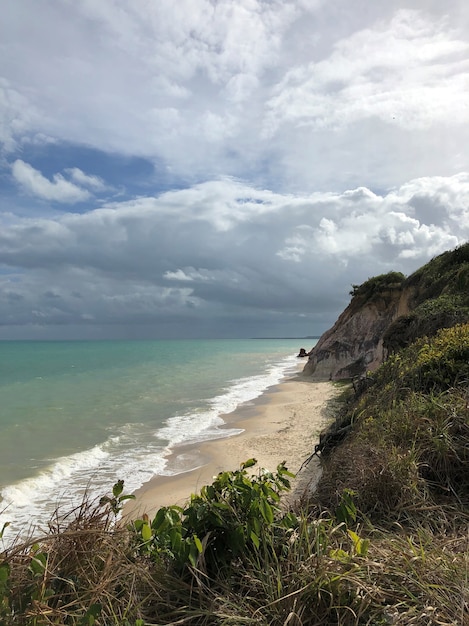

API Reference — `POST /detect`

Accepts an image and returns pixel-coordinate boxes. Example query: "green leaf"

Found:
[241,458,257,469]
[329,548,351,563]
[0,563,10,586]
[335,489,357,525]
[119,494,136,502]
[281,511,298,529]
[29,551,47,576]
[0,522,10,539]
[112,480,124,498]
[202,484,216,500]
[141,523,152,542]
[259,498,274,524]
[232,526,246,552]
[251,516,261,534]
[79,603,102,626]
[359,538,370,557]
[170,528,183,553]
[151,507,167,531]
[188,543,199,567]
[132,518,144,532]
[250,530,260,549]
[167,506,183,523]
[193,535,203,554]
[262,484,280,502]
[277,463,296,479]
[347,529,370,557]
[211,501,231,510]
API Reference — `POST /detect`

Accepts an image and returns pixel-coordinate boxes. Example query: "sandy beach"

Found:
[123,372,338,521]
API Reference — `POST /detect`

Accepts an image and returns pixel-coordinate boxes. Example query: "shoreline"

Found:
[123,371,338,521]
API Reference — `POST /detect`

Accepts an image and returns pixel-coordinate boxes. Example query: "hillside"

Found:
[304,242,469,380]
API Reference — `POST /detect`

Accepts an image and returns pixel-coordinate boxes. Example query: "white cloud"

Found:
[0,2,468,192]
[11,160,91,203]
[163,269,194,281]
[0,173,467,336]
[65,168,107,191]
[264,10,469,135]
[0,78,39,152]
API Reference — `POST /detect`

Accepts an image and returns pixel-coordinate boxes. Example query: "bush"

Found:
[131,459,297,574]
[350,271,405,301]
[378,323,469,393]
[383,294,469,354]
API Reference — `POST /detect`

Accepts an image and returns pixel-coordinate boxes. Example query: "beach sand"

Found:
[123,372,338,521]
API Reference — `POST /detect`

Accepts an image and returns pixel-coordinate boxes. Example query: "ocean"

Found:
[0,338,314,541]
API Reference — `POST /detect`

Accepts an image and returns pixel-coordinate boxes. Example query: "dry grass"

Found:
[2,499,150,624]
[2,489,467,625]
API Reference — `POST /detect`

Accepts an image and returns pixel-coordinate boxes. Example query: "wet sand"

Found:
[123,372,338,521]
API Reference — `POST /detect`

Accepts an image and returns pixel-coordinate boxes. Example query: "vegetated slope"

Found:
[314,322,469,517]
[307,321,469,624]
[383,242,469,354]
[304,242,469,380]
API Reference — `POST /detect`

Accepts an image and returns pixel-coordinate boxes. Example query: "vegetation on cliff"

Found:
[384,242,469,353]
[1,245,468,625]
[349,271,405,301]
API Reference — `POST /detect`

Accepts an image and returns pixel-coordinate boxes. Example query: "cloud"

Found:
[164,269,194,282]
[0,173,467,338]
[0,1,468,338]
[64,168,107,191]
[2,2,467,193]
[11,160,91,203]
[0,78,39,152]
[264,9,469,135]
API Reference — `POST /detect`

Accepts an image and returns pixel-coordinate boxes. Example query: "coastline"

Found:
[123,371,338,521]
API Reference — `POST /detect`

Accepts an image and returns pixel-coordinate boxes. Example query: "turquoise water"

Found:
[0,338,312,539]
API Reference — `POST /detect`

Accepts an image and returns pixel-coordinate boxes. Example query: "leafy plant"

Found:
[78,603,102,626]
[335,488,357,526]
[99,479,135,515]
[0,522,10,540]
[132,459,296,572]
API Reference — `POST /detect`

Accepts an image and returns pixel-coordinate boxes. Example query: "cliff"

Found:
[304,243,469,380]
[303,273,408,379]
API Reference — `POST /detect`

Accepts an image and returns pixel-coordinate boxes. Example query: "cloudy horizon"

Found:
[1,0,468,340]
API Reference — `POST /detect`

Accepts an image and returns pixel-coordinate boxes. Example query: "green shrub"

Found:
[377,323,469,394]
[405,242,469,304]
[350,271,405,301]
[131,459,297,573]
[383,294,469,354]
[314,324,469,526]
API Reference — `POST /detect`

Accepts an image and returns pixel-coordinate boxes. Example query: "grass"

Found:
[1,333,468,624]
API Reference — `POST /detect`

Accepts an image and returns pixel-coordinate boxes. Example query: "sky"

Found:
[0,0,468,340]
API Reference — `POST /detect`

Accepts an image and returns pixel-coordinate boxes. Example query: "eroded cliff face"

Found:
[303,286,412,380]
[303,244,469,380]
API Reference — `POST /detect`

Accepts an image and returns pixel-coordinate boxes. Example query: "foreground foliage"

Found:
[1,329,468,624]
[132,459,296,574]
